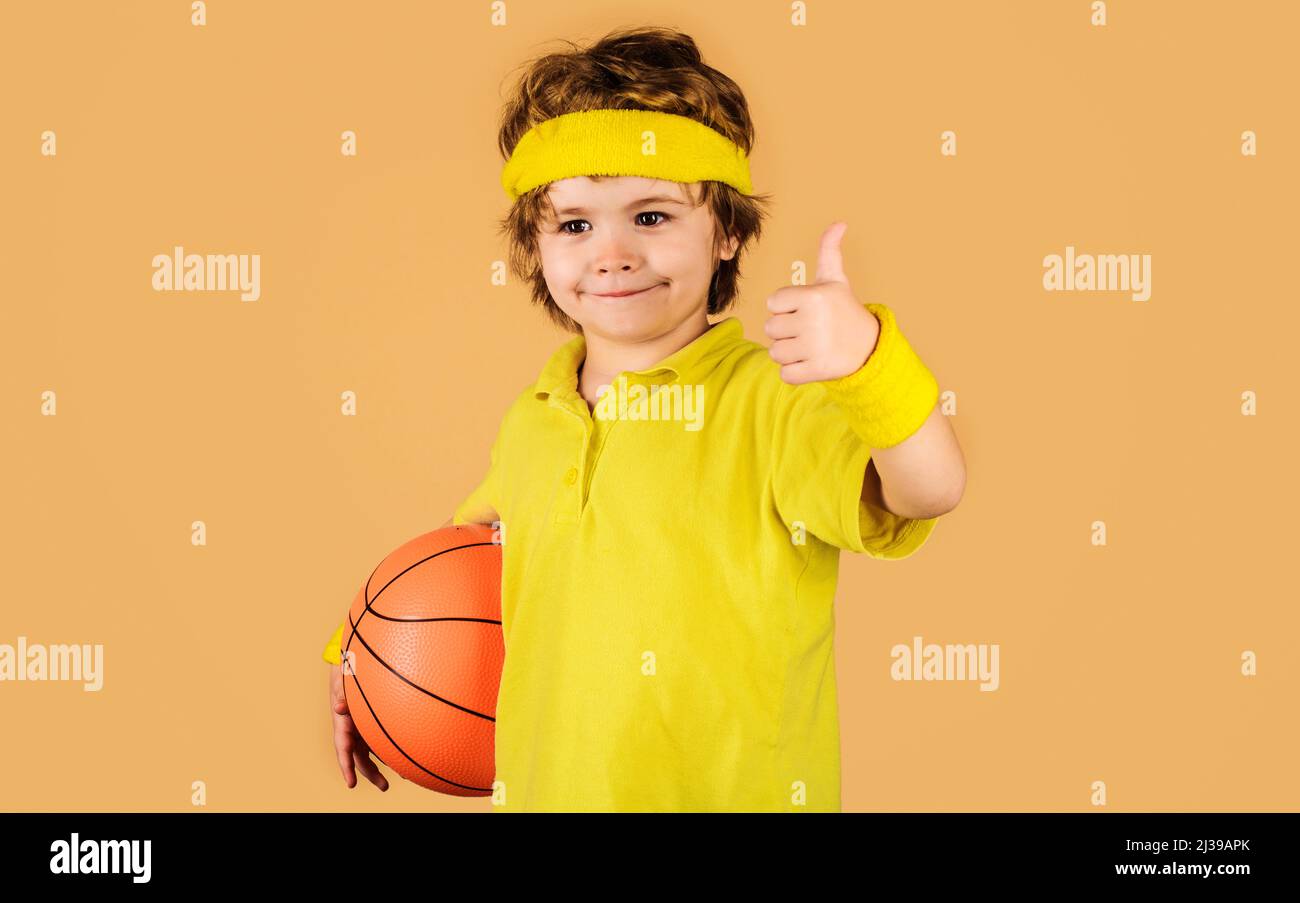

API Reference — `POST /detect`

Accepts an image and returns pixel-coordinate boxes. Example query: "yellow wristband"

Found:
[322,623,344,666]
[821,303,939,449]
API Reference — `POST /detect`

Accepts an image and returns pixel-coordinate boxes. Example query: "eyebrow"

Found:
[554,195,690,215]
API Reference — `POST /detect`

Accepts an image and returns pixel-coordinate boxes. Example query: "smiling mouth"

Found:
[589,284,664,299]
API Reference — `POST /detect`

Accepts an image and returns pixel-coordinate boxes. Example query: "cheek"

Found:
[662,254,712,291]
[538,247,580,289]
[646,245,699,282]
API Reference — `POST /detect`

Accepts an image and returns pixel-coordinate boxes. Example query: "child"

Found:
[324,26,965,812]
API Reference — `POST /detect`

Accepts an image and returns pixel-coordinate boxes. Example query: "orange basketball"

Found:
[340,523,503,796]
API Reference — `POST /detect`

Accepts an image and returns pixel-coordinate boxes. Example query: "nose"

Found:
[591,229,641,275]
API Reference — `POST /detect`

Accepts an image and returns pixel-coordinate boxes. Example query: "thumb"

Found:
[814,221,849,285]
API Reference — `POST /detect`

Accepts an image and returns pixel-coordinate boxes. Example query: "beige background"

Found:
[2,1,1295,811]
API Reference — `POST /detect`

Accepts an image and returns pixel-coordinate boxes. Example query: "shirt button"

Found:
[564,467,578,485]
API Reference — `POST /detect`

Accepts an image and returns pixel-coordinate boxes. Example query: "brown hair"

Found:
[496,26,775,333]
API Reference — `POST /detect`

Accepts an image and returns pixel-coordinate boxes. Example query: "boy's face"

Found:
[537,175,738,344]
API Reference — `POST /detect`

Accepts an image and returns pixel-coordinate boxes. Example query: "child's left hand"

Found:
[763,222,881,386]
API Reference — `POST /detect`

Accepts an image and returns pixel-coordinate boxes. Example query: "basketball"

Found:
[340,523,503,796]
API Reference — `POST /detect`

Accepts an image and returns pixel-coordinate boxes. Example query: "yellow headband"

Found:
[500,108,754,201]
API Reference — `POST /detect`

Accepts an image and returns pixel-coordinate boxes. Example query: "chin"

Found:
[584,313,659,339]
[570,292,668,330]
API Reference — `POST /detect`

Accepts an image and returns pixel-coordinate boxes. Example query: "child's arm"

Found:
[858,403,965,521]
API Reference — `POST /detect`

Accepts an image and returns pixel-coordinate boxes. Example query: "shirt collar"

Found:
[533,317,745,401]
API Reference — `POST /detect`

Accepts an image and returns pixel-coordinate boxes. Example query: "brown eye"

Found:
[636,211,671,227]
[560,220,590,235]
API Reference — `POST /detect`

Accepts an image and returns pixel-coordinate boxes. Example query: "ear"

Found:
[719,232,740,262]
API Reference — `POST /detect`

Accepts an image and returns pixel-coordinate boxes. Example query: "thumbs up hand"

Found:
[764,222,881,386]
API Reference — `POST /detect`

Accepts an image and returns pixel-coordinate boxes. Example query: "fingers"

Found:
[763,311,801,342]
[815,221,849,284]
[765,285,802,315]
[334,702,388,791]
[334,716,357,788]
[353,746,390,791]
[778,360,818,386]
[330,653,387,792]
[330,663,350,716]
[768,336,808,366]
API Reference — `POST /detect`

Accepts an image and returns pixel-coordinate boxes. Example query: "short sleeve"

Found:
[452,426,503,527]
[322,621,344,665]
[770,378,937,559]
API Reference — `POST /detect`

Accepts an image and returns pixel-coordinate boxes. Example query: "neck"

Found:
[577,310,712,408]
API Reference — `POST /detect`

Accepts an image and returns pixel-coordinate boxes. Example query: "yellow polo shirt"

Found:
[323,311,939,811]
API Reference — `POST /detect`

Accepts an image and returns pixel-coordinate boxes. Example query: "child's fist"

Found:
[763,222,880,385]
